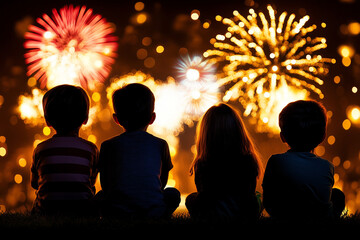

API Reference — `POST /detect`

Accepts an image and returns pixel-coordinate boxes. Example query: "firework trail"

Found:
[24,5,118,89]
[204,5,334,132]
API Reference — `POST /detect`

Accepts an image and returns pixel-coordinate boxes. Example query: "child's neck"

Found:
[55,129,80,137]
[289,147,314,153]
[125,126,148,133]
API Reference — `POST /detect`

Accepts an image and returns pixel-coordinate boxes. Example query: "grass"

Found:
[1,211,360,235]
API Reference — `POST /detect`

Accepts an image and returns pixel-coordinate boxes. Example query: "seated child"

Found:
[186,103,263,221]
[98,83,180,218]
[31,84,99,216]
[262,100,345,220]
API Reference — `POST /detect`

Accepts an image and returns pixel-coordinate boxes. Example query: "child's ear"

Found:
[280,131,286,143]
[320,133,326,145]
[113,113,120,125]
[149,112,156,125]
[83,116,88,125]
[45,120,52,127]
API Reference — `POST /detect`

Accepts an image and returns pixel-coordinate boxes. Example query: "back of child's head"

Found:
[279,100,327,151]
[112,83,155,131]
[192,103,262,177]
[196,103,251,158]
[43,84,89,133]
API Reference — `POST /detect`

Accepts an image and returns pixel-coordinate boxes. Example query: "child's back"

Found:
[32,135,98,215]
[263,151,334,219]
[100,131,172,217]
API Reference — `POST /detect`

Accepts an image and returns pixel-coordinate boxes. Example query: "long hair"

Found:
[190,103,263,179]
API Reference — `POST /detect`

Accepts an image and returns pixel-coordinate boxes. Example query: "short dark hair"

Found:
[112,83,155,131]
[279,100,327,151]
[43,84,89,133]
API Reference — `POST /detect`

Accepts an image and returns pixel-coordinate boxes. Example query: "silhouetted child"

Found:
[186,103,263,221]
[262,100,345,221]
[31,84,99,216]
[98,83,180,218]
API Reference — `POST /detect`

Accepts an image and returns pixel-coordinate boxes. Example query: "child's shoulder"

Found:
[35,136,98,154]
[75,136,99,151]
[33,138,52,153]
[269,151,333,169]
[144,131,168,145]
[267,152,288,163]
[103,131,168,146]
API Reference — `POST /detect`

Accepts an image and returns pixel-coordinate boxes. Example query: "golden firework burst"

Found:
[204,5,335,132]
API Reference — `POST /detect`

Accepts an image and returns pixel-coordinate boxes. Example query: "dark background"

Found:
[0,0,359,212]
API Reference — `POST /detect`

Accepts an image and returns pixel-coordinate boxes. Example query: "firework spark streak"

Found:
[204,5,334,132]
[24,5,118,89]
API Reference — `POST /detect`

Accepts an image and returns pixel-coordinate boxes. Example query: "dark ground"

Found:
[1,211,360,237]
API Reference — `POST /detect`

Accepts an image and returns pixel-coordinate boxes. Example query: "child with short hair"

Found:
[262,100,345,220]
[98,83,180,218]
[31,84,99,216]
[186,103,263,221]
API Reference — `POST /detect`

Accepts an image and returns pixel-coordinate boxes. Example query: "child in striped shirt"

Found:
[31,85,99,216]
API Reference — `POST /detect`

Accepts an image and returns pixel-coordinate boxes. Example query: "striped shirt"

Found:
[31,135,99,203]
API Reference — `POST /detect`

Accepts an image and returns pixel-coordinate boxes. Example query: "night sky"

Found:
[0,0,360,212]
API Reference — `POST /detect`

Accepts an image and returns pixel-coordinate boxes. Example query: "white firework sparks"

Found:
[176,55,220,118]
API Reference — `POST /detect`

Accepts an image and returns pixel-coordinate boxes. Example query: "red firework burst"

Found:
[24,5,118,89]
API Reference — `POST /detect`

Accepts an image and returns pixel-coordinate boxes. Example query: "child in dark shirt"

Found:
[262,100,345,220]
[98,83,180,218]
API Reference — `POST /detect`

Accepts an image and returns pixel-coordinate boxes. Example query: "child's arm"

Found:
[30,151,39,190]
[262,155,282,216]
[160,141,173,190]
[99,142,109,193]
[90,145,100,190]
[160,168,169,190]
